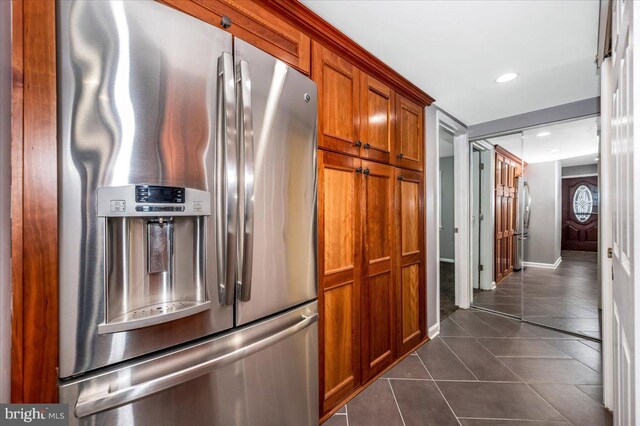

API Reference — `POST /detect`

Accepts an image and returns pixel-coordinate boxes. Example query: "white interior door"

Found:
[610,0,637,424]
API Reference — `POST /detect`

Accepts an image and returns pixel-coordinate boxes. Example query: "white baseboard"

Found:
[428,323,440,339]
[439,258,455,263]
[523,257,562,270]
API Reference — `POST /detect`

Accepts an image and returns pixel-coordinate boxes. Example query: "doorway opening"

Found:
[439,127,456,320]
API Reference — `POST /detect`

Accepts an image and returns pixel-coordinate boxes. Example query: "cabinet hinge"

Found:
[480,163,485,170]
[607,247,613,259]
[479,265,484,272]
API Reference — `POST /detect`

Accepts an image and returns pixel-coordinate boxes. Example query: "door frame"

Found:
[434,110,470,315]
[470,140,496,293]
[599,55,614,411]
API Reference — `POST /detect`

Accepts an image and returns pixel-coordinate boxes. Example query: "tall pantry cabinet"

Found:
[314,41,427,418]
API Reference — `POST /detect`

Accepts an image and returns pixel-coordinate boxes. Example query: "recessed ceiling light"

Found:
[495,72,518,83]
[549,148,560,153]
[537,131,551,137]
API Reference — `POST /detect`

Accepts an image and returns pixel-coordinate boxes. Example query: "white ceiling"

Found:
[487,117,599,166]
[301,0,600,125]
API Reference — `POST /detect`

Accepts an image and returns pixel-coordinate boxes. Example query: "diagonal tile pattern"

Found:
[473,251,601,339]
[326,309,611,426]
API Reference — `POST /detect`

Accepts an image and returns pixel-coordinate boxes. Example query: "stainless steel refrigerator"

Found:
[57,0,318,424]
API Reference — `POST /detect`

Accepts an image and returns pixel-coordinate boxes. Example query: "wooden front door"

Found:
[562,176,598,252]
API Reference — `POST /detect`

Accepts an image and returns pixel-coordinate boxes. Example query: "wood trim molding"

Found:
[265,0,435,107]
[495,145,526,169]
[11,0,59,403]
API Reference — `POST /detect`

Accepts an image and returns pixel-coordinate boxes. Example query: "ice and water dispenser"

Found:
[97,184,211,334]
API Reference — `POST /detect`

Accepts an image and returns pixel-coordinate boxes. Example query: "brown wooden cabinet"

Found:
[160,0,311,74]
[313,42,361,157]
[494,146,522,284]
[318,150,362,413]
[394,96,424,172]
[361,160,395,381]
[360,75,395,164]
[395,168,426,354]
[318,150,426,417]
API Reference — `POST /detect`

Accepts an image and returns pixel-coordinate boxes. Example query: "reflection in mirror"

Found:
[520,117,601,339]
[470,132,524,318]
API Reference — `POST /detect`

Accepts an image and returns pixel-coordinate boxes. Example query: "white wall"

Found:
[562,163,598,178]
[0,0,11,403]
[524,160,562,265]
[425,106,439,331]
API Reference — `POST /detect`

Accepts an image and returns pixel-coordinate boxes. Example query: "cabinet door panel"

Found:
[313,42,360,157]
[361,74,394,164]
[160,0,311,73]
[395,168,425,355]
[318,151,362,415]
[361,161,395,381]
[394,96,423,171]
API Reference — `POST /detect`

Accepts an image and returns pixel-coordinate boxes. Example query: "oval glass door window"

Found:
[573,185,593,222]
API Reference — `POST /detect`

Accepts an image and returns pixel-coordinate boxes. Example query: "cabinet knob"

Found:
[363,143,371,149]
[355,167,363,174]
[354,140,362,148]
[363,168,370,175]
[220,16,232,28]
[397,175,404,181]
[397,153,404,159]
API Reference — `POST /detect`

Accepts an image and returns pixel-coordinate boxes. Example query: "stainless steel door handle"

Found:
[238,59,254,303]
[216,52,237,306]
[74,313,319,418]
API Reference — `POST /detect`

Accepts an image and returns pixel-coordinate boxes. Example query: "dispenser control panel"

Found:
[97,185,211,217]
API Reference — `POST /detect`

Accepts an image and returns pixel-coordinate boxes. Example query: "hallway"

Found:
[473,251,601,338]
[326,309,610,426]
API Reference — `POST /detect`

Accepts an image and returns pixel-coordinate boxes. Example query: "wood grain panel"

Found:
[394,95,423,171]
[11,0,58,403]
[324,168,355,273]
[395,168,425,356]
[312,42,360,157]
[401,264,420,343]
[159,0,311,74]
[324,283,355,399]
[400,179,419,255]
[318,151,362,415]
[360,73,393,164]
[361,161,394,381]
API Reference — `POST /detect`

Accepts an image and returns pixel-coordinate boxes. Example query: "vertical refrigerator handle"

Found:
[237,60,254,302]
[216,52,237,306]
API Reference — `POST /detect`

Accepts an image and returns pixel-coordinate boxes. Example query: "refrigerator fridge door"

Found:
[58,0,235,378]
[59,302,318,426]
[234,39,318,326]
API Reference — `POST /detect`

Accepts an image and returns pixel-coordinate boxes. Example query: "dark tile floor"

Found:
[473,251,601,339]
[326,309,611,426]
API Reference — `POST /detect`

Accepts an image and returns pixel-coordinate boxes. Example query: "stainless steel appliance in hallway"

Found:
[57,0,318,424]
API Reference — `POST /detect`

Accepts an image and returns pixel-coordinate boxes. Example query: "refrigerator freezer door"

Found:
[234,39,318,326]
[60,302,318,426]
[58,0,234,378]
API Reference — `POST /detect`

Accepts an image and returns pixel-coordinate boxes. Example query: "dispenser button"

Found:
[110,200,126,212]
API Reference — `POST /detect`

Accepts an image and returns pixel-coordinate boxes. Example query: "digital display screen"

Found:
[136,185,185,204]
